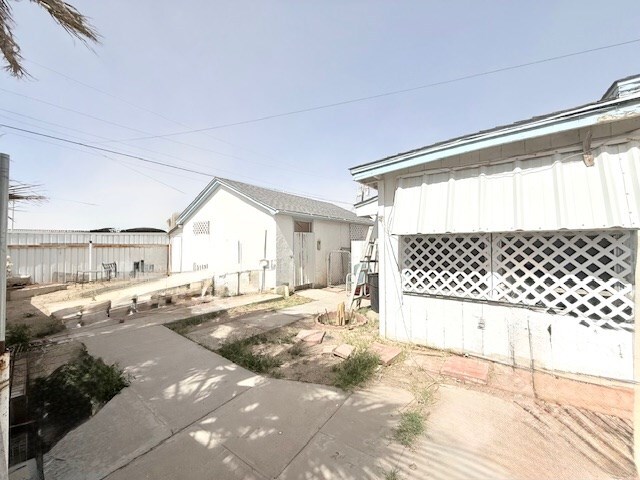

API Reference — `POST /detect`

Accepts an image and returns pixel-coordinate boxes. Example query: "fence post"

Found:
[0,153,11,474]
[88,240,93,282]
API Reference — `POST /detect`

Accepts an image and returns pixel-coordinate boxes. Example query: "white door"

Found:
[294,232,315,288]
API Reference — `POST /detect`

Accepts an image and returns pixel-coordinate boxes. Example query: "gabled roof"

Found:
[350,74,640,182]
[176,177,371,226]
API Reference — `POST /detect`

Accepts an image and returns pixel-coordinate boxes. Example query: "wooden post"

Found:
[633,231,640,470]
[337,302,345,326]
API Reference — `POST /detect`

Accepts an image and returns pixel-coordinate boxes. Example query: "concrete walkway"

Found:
[33,270,218,316]
[42,288,634,480]
[46,291,282,344]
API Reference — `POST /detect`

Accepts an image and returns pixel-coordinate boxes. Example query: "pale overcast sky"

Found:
[2,1,639,230]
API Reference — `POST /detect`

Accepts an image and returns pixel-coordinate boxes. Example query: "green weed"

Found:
[217,336,282,374]
[332,351,379,390]
[393,410,426,447]
[384,468,402,480]
[6,324,31,348]
[165,311,221,335]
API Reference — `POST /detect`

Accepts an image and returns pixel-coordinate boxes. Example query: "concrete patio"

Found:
[42,289,636,480]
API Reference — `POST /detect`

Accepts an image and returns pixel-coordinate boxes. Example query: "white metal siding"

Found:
[7,230,168,284]
[392,141,640,234]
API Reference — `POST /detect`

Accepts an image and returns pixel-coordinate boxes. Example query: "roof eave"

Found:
[351,94,640,182]
[276,210,372,225]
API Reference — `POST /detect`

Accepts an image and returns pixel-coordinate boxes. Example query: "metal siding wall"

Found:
[401,295,632,380]
[392,141,640,234]
[6,230,168,284]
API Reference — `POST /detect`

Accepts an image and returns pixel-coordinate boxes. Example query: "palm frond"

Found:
[0,0,25,77]
[1,0,99,77]
[32,0,99,44]
[9,181,47,203]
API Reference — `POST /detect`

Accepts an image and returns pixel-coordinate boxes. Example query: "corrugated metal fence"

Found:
[7,230,169,284]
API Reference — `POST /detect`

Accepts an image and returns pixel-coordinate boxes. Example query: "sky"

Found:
[1,1,639,230]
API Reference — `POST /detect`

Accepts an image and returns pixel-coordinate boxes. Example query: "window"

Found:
[294,221,312,233]
[401,230,634,329]
[193,221,210,235]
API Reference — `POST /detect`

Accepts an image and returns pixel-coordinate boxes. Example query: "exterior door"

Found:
[293,232,315,288]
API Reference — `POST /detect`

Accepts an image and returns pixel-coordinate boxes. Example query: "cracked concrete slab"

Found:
[83,326,265,432]
[320,384,414,457]
[237,311,304,330]
[186,379,347,478]
[278,432,387,480]
[44,388,172,480]
[105,438,267,480]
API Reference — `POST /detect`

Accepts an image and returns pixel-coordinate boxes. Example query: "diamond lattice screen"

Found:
[492,231,634,328]
[401,230,635,329]
[193,221,210,235]
[350,224,369,241]
[401,234,491,299]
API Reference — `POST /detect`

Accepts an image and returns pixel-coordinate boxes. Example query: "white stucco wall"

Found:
[171,186,277,292]
[275,215,294,287]
[274,215,353,288]
[169,232,182,273]
[313,220,350,287]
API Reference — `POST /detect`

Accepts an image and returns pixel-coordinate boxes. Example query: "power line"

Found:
[0,123,355,206]
[102,154,186,194]
[0,108,274,176]
[6,131,190,194]
[1,123,215,176]
[0,87,334,178]
[27,59,285,162]
[118,37,640,140]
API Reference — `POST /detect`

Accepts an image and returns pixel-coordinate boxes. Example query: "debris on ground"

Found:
[370,342,402,366]
[441,355,490,384]
[333,343,355,359]
[295,329,325,345]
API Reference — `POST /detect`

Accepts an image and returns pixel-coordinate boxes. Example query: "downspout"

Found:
[262,230,267,292]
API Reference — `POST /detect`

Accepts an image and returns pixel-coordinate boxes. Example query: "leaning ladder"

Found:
[348,222,378,310]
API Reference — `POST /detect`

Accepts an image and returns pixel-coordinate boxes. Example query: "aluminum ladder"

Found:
[348,222,378,310]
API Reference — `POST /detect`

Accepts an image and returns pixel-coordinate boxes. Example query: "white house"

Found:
[350,74,640,383]
[168,177,371,294]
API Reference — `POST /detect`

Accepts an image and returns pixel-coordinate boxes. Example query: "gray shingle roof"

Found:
[177,177,371,225]
[220,178,370,224]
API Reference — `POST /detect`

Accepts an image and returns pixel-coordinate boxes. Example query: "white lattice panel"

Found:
[350,224,369,241]
[401,234,491,299]
[193,221,210,235]
[492,231,634,329]
[401,230,635,331]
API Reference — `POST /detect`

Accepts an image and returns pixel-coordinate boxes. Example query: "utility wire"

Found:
[0,108,275,176]
[6,131,190,194]
[0,123,355,206]
[0,123,216,175]
[27,59,284,162]
[118,37,640,140]
[0,87,334,178]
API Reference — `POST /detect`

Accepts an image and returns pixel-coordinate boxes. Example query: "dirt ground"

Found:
[177,302,636,479]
